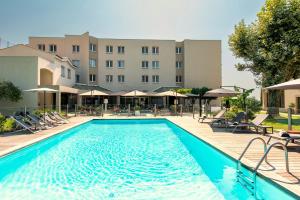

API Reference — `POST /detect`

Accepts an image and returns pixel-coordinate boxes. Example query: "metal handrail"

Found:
[238,137,269,165]
[254,142,289,173]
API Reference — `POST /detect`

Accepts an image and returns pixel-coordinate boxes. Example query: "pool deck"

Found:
[0,115,300,197]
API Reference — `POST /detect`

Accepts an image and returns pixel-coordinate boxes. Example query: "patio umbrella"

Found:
[156,90,187,97]
[266,78,300,90]
[79,90,109,96]
[122,90,148,97]
[24,87,58,121]
[204,88,240,97]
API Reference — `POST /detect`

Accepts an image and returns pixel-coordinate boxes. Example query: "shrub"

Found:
[2,118,15,132]
[224,111,237,120]
[0,114,5,132]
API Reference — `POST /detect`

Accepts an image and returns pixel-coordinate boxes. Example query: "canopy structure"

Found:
[80,90,108,96]
[122,90,148,97]
[24,87,59,121]
[266,78,300,90]
[204,88,240,97]
[156,90,187,97]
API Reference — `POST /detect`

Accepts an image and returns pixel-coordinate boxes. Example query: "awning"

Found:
[122,90,148,97]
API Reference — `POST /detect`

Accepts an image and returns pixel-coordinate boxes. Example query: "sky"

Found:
[0,0,265,98]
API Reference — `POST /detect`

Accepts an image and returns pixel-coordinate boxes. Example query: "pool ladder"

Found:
[236,137,290,198]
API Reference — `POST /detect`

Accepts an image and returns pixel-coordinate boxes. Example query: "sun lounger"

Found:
[231,114,273,134]
[26,113,52,129]
[10,115,38,134]
[212,112,245,128]
[267,131,300,147]
[199,110,226,123]
[50,112,68,124]
[44,113,62,126]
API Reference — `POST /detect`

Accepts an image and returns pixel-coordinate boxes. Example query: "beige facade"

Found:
[0,45,77,112]
[262,89,300,113]
[28,32,222,92]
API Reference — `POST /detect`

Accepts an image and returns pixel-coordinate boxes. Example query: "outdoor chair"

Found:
[212,112,245,128]
[198,109,226,123]
[267,130,300,147]
[10,115,39,134]
[231,114,273,134]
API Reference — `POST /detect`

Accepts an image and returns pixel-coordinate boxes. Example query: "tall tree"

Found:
[229,0,300,87]
[0,81,22,102]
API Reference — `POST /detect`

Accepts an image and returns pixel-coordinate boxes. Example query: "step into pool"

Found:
[0,119,298,199]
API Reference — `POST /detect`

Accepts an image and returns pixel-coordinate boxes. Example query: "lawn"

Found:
[262,113,300,131]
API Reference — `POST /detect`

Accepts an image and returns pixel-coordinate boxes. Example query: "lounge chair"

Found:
[44,113,62,126]
[231,114,273,134]
[10,115,39,133]
[50,112,68,123]
[26,113,52,129]
[212,112,245,128]
[198,109,226,123]
[267,130,300,147]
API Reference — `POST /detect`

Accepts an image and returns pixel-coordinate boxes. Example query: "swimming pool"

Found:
[0,119,297,199]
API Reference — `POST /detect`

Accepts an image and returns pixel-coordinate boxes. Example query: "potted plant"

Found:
[134,105,141,116]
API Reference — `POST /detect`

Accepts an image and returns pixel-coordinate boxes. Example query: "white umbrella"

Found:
[156,90,187,97]
[24,87,58,121]
[266,78,300,90]
[122,90,148,97]
[80,90,108,96]
[204,88,240,97]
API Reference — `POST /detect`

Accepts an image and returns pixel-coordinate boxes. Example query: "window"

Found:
[89,43,96,52]
[117,60,125,68]
[118,75,125,83]
[152,61,160,69]
[89,59,96,68]
[142,46,148,54]
[176,75,182,83]
[72,60,80,67]
[141,61,149,69]
[152,75,159,83]
[176,47,182,54]
[105,75,113,83]
[106,60,113,68]
[67,69,71,79]
[89,74,96,82]
[61,65,65,77]
[118,46,125,54]
[152,46,159,54]
[176,61,183,69]
[38,44,45,51]
[72,45,80,52]
[49,44,57,53]
[106,45,113,53]
[142,75,149,83]
[76,74,80,83]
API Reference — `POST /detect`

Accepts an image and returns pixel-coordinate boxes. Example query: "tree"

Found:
[0,81,22,102]
[229,0,300,87]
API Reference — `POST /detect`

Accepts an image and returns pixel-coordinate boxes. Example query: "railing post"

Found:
[180,104,183,117]
[66,104,69,117]
[192,104,195,119]
[101,104,104,117]
[154,104,157,117]
[128,104,130,116]
[24,106,27,116]
[75,104,77,116]
[288,108,292,130]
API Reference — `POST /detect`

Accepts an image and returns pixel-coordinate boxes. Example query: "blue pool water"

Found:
[0,119,297,199]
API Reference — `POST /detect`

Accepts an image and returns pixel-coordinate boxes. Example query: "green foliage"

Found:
[2,118,15,132]
[191,87,210,96]
[0,81,22,102]
[134,105,141,111]
[229,0,300,87]
[0,114,5,131]
[174,88,192,94]
[224,111,237,120]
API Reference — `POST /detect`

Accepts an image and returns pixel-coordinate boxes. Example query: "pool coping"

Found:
[0,116,299,198]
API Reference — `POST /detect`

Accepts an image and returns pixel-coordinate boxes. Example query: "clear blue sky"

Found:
[0,0,265,98]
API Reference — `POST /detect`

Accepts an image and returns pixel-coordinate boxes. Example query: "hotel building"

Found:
[0,32,221,112]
